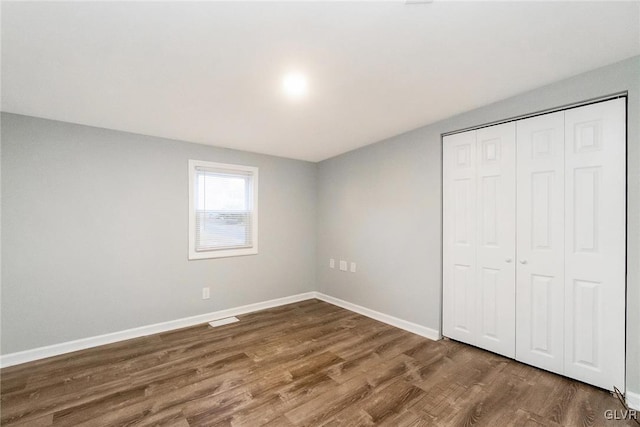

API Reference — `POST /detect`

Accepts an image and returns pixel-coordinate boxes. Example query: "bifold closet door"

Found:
[443,123,516,357]
[474,124,516,357]
[515,111,565,374]
[443,130,477,345]
[445,98,625,390]
[564,98,626,390]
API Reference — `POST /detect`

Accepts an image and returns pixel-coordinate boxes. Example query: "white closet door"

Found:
[475,123,516,357]
[564,98,626,390]
[515,111,565,374]
[443,131,478,345]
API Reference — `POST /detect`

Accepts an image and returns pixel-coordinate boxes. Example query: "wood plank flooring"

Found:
[0,299,634,426]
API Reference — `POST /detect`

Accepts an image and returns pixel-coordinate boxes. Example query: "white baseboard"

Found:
[0,292,316,368]
[627,390,640,410]
[0,291,441,368]
[314,292,441,341]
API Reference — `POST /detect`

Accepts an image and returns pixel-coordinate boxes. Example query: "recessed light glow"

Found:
[282,72,308,99]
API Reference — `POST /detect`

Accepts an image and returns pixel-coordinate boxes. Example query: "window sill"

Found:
[188,247,258,260]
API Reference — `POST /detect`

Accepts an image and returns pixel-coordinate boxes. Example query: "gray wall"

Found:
[1,114,317,354]
[316,55,640,394]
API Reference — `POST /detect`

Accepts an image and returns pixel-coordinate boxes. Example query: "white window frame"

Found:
[188,159,259,260]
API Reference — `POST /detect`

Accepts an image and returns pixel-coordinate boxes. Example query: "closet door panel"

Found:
[564,98,626,390]
[443,131,477,344]
[515,112,565,374]
[475,123,516,357]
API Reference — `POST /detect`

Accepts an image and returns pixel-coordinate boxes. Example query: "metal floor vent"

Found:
[208,317,239,328]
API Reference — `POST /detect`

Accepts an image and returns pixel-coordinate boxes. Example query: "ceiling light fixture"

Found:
[282,72,308,99]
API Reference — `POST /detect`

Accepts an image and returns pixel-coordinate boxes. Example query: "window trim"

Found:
[188,159,259,260]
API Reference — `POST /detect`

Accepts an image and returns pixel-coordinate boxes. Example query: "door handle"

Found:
[519,259,528,264]
[505,258,513,263]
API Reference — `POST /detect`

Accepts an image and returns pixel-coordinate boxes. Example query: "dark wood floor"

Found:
[0,299,634,426]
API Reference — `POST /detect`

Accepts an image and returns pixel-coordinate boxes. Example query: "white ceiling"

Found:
[2,1,639,162]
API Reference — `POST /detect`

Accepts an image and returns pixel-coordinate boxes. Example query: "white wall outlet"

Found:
[350,262,357,273]
[329,258,335,269]
[339,260,348,271]
[202,287,210,300]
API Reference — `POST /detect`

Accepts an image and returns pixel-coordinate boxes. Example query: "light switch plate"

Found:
[329,258,335,269]
[350,262,356,273]
[339,260,347,271]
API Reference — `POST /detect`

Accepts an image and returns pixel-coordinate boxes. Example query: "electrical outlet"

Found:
[329,258,335,269]
[202,287,210,300]
[339,260,348,271]
[350,262,356,273]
